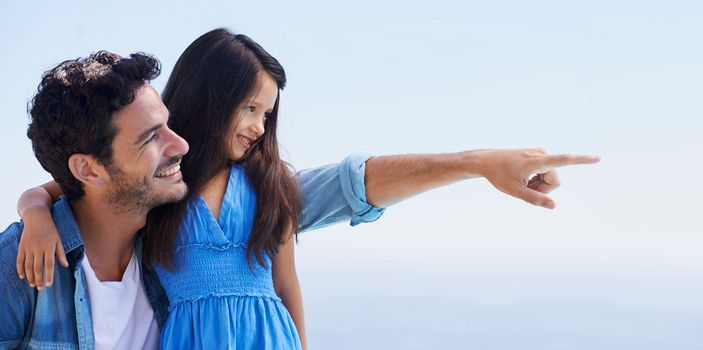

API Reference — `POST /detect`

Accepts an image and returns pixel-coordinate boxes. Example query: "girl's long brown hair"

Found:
[143,28,300,269]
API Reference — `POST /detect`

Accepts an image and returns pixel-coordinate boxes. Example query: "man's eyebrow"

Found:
[134,124,163,146]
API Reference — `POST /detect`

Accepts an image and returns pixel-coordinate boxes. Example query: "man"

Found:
[0,51,597,349]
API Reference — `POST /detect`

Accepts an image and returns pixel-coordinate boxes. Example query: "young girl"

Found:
[146,28,307,349]
[17,28,331,349]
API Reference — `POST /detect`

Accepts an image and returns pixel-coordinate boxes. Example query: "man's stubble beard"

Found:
[103,163,187,215]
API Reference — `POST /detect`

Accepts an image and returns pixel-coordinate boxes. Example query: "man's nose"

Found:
[166,128,189,156]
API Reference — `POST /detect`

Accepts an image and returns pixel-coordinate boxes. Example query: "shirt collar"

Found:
[51,196,85,255]
[52,197,147,262]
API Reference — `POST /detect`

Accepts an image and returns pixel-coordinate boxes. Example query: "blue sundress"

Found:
[154,165,301,349]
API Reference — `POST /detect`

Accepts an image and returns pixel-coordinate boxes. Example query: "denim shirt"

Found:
[0,153,384,350]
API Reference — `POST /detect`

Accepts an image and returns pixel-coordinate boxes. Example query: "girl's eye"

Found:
[247,105,256,113]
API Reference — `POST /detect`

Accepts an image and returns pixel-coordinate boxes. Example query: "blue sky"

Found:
[1,1,701,348]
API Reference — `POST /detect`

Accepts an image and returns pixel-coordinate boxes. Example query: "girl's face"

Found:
[226,72,278,161]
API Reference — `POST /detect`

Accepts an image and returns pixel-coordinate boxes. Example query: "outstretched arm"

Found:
[365,148,600,209]
[295,154,384,233]
[16,181,66,291]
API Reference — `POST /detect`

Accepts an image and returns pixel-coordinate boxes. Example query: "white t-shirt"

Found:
[81,250,160,350]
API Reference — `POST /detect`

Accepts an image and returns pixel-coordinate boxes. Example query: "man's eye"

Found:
[146,133,158,143]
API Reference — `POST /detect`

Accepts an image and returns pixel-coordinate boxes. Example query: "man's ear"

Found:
[67,154,108,188]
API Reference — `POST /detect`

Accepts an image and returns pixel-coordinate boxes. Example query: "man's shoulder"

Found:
[0,221,28,312]
[0,221,23,255]
[0,221,23,275]
[0,221,34,347]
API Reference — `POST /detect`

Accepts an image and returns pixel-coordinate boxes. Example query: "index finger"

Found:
[543,154,600,167]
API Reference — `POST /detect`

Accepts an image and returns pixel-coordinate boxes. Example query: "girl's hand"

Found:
[16,207,68,291]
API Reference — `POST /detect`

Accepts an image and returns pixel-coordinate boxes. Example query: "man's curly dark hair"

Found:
[27,51,161,199]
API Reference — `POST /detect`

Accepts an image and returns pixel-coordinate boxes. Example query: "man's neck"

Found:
[71,195,147,282]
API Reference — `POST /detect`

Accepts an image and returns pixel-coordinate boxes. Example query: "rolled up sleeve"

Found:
[296,153,385,233]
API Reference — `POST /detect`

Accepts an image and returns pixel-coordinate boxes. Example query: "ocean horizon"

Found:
[300,264,702,349]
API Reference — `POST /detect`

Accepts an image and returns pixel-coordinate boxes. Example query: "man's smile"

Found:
[155,164,181,178]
